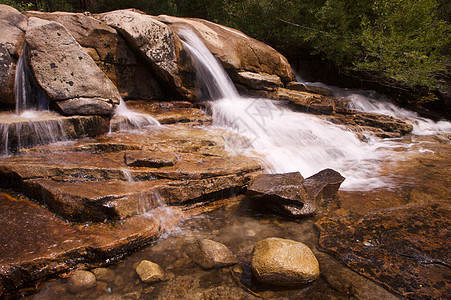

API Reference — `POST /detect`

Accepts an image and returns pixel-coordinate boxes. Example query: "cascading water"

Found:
[179,28,394,190]
[109,98,161,132]
[0,44,67,155]
[297,77,451,136]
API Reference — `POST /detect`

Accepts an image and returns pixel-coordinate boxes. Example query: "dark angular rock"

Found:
[246,172,316,217]
[303,168,345,202]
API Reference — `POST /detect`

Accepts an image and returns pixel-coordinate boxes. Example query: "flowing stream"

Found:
[179,28,451,190]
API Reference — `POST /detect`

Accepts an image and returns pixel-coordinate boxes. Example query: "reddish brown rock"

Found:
[303,168,345,202]
[246,172,316,217]
[316,204,451,299]
[187,239,237,269]
[0,193,160,294]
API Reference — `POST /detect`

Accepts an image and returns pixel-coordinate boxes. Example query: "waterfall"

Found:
[0,44,67,155]
[14,43,49,114]
[179,28,393,190]
[179,29,240,100]
[109,98,161,132]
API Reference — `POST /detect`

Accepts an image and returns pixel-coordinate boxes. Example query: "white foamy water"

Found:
[109,98,161,132]
[180,28,411,190]
[297,77,451,136]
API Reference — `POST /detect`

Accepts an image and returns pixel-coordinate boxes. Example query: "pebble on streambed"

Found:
[251,237,320,286]
[136,260,165,284]
[66,270,97,294]
[187,239,238,269]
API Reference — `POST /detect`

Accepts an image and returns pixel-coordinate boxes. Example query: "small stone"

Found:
[187,239,237,269]
[91,267,115,282]
[114,274,125,286]
[67,270,96,293]
[136,260,165,284]
[251,237,320,286]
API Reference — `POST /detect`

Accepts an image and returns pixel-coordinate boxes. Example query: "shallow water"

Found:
[25,132,449,299]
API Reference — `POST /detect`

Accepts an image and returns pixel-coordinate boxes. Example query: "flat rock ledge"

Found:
[0,120,262,296]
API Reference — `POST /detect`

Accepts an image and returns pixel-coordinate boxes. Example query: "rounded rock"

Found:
[67,270,96,293]
[251,237,320,286]
[136,260,165,284]
[187,239,237,269]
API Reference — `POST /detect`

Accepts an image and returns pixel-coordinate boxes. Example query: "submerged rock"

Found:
[0,5,27,107]
[91,268,115,282]
[316,204,451,299]
[25,17,120,115]
[246,172,316,217]
[136,260,165,284]
[251,237,320,286]
[67,270,96,294]
[187,239,237,269]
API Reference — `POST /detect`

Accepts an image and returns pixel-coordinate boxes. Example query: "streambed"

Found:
[27,133,451,299]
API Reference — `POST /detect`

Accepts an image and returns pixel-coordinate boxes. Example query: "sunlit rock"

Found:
[158,15,295,84]
[24,17,120,115]
[96,10,196,100]
[24,10,163,100]
[136,260,165,284]
[187,239,237,269]
[251,237,320,286]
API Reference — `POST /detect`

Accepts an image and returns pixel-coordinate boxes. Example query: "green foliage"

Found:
[0,0,35,11]
[3,0,448,94]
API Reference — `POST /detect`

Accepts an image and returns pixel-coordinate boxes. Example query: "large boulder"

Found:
[246,172,316,217]
[0,5,27,106]
[157,15,295,87]
[96,10,196,100]
[24,17,121,115]
[251,237,320,286]
[23,11,163,100]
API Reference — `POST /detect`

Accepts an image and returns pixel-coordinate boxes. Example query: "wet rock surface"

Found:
[246,170,344,217]
[187,239,237,269]
[251,237,320,286]
[67,270,96,294]
[0,5,27,106]
[0,112,109,154]
[316,204,451,299]
[135,260,165,284]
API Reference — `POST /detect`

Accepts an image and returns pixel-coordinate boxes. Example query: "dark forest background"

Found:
[3,0,450,107]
